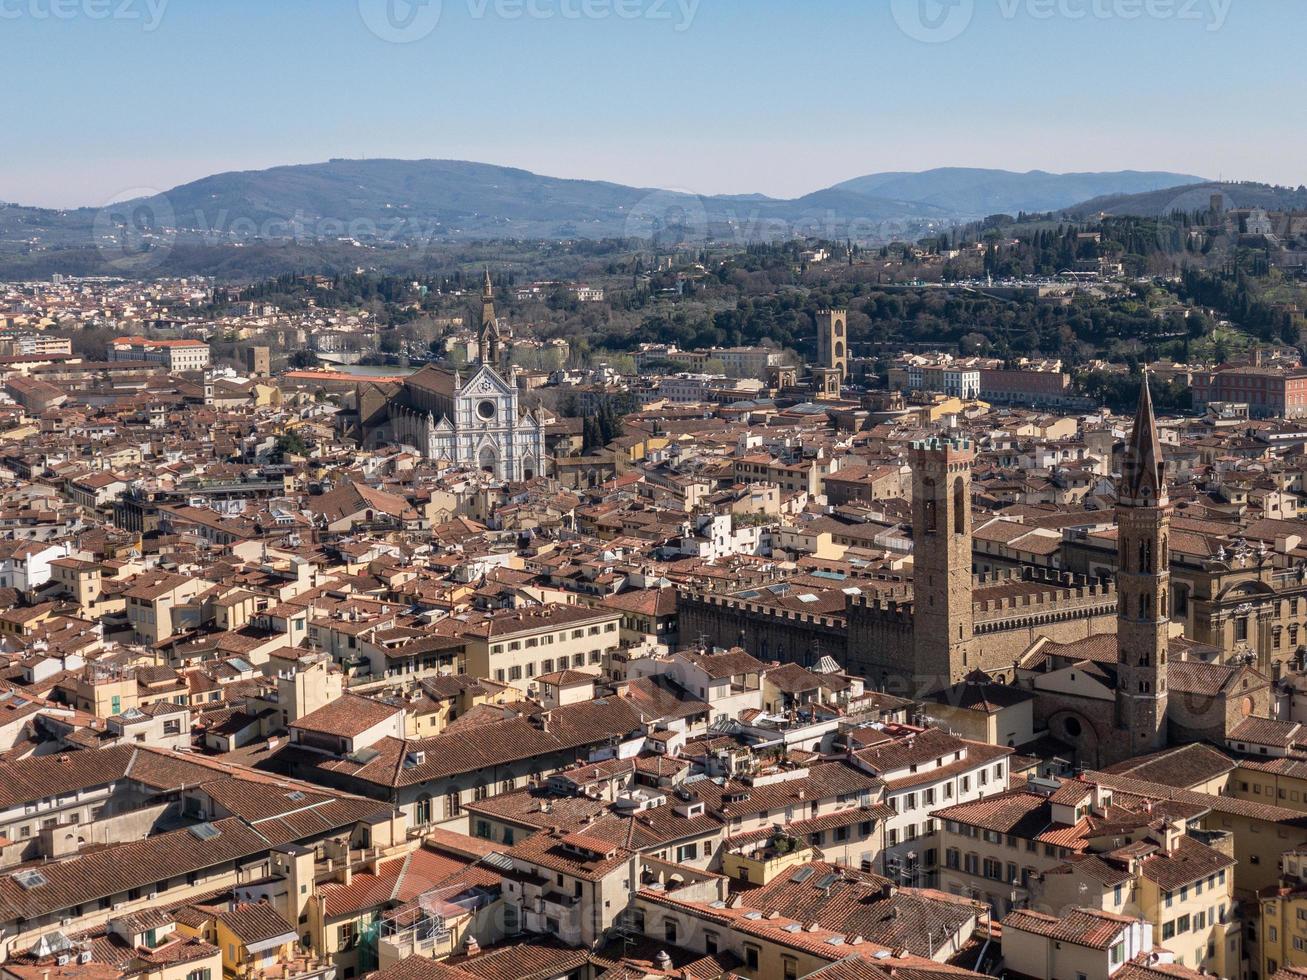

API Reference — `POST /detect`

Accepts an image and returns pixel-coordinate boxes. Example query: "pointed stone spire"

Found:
[479,270,500,367]
[1121,373,1166,506]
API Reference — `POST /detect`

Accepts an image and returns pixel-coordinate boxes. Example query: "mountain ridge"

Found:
[1065,180,1307,218]
[0,160,1219,277]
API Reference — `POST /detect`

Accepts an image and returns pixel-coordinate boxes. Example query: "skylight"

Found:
[188,822,221,841]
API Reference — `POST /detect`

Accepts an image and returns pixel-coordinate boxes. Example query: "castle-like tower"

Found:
[1116,376,1171,755]
[479,269,502,367]
[910,436,976,691]
[816,309,848,382]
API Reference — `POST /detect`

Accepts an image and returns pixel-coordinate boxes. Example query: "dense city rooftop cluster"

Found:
[2,269,1307,980]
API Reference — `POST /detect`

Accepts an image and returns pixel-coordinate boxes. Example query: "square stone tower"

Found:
[910,436,976,692]
[816,309,848,382]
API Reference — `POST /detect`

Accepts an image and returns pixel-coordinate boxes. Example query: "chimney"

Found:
[654,950,672,971]
[462,935,480,958]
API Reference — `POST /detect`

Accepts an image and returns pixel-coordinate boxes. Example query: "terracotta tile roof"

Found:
[599,587,677,618]
[1099,743,1236,789]
[1002,906,1136,950]
[289,692,400,737]
[1087,770,1307,824]
[372,955,471,979]
[283,695,647,789]
[318,845,489,919]
[0,817,269,920]
[638,885,984,973]
[680,648,768,679]
[217,901,297,946]
[1228,716,1301,747]
[460,603,617,639]
[1167,659,1266,698]
[445,939,591,980]
[1138,834,1235,893]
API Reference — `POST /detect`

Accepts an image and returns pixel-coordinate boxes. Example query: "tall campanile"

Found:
[910,436,976,691]
[1116,375,1171,755]
[479,269,502,367]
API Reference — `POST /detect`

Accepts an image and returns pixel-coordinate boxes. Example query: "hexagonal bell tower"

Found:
[1115,375,1171,756]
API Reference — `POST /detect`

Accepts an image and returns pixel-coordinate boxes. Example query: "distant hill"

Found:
[1067,180,1307,218]
[0,160,1239,277]
[833,167,1207,218]
[0,159,955,253]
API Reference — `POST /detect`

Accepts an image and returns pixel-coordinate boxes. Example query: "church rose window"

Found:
[477,400,496,420]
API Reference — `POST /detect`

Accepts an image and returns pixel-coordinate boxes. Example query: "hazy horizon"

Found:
[5,158,1222,212]
[5,0,1303,208]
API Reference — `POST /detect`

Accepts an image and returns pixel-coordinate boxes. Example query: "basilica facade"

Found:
[353,272,548,481]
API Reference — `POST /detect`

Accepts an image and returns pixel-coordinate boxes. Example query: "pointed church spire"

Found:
[479,269,500,367]
[1121,373,1166,506]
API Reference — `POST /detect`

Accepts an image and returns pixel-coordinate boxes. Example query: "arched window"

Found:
[415,794,432,826]
[922,478,938,534]
[953,477,966,535]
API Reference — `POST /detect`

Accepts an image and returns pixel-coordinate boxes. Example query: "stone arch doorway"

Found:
[478,445,498,475]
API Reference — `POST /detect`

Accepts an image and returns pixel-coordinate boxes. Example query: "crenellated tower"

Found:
[910,436,975,691]
[1115,375,1171,755]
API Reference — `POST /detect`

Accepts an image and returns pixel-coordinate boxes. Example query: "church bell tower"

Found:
[479,269,502,368]
[1116,375,1171,756]
[910,436,976,692]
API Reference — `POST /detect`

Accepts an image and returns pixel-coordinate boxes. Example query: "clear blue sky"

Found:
[4,0,1303,208]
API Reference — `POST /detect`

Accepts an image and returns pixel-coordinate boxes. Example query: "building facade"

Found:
[353,273,548,480]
